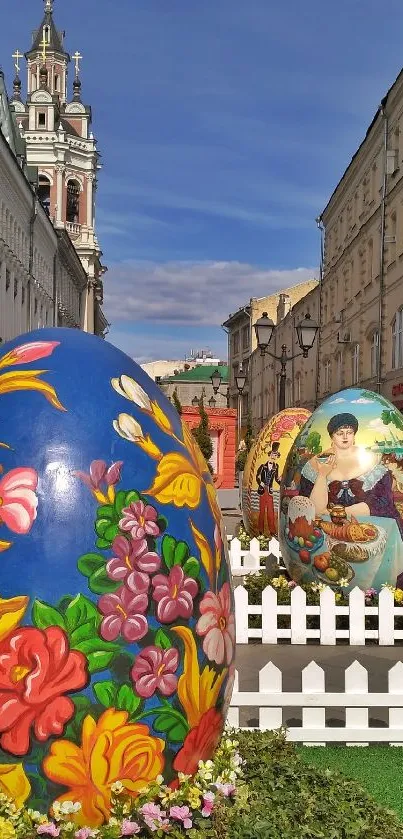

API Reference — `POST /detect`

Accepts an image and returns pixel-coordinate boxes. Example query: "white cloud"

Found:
[351,397,373,404]
[328,397,347,405]
[368,418,389,432]
[103,261,317,327]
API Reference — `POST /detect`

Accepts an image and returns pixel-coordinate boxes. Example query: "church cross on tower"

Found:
[39,28,49,64]
[72,51,83,76]
[12,49,24,74]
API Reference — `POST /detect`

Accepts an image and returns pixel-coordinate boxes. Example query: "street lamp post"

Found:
[211,366,247,442]
[254,312,319,412]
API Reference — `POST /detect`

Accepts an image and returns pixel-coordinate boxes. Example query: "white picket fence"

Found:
[227,536,285,575]
[235,584,403,645]
[228,659,403,744]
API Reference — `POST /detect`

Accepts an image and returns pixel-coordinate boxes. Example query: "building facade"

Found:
[222,280,317,434]
[181,406,236,488]
[317,68,403,411]
[1,0,107,339]
[159,365,228,409]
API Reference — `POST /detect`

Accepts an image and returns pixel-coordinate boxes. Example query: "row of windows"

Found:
[1,263,49,324]
[231,325,250,355]
[37,175,81,224]
[321,314,403,392]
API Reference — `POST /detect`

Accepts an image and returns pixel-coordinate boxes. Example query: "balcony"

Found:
[66,221,81,238]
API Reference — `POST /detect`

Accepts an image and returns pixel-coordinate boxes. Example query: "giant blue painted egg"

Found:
[0,328,234,826]
[279,387,403,592]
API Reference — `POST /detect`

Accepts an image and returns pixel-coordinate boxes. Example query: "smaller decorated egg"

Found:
[279,387,403,592]
[242,408,311,537]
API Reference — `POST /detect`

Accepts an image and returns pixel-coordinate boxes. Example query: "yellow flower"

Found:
[0,763,30,808]
[395,589,403,604]
[43,708,165,827]
[173,626,226,728]
[0,595,29,643]
[0,817,15,838]
[147,453,202,508]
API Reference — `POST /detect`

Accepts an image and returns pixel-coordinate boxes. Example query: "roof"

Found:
[27,6,68,57]
[163,364,228,383]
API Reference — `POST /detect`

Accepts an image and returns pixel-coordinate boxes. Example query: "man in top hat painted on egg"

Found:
[256,441,281,534]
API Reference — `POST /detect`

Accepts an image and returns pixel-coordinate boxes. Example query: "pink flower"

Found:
[75,830,97,839]
[288,580,297,589]
[140,803,170,832]
[98,586,148,642]
[201,791,215,817]
[121,819,141,836]
[169,805,192,829]
[106,535,160,587]
[0,340,59,368]
[196,582,235,666]
[37,825,60,837]
[131,646,179,698]
[75,460,123,491]
[215,782,236,797]
[0,467,38,534]
[152,566,198,623]
[119,500,160,539]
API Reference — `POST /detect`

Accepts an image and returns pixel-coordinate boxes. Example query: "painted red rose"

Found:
[0,626,88,755]
[173,708,223,777]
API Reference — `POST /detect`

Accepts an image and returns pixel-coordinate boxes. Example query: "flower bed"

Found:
[3,729,403,838]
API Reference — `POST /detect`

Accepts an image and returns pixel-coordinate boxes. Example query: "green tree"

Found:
[192,396,213,472]
[244,413,254,453]
[305,430,322,455]
[381,409,403,432]
[172,388,182,416]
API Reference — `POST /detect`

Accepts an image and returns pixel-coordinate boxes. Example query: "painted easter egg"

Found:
[242,408,311,537]
[0,328,234,827]
[279,387,403,592]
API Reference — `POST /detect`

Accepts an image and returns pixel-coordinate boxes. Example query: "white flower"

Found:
[112,375,152,411]
[111,781,124,794]
[113,413,144,442]
[28,809,43,822]
[338,578,350,588]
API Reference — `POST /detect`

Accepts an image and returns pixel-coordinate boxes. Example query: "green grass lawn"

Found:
[299,747,403,819]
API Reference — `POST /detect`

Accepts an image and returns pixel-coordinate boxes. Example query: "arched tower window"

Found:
[66,179,80,224]
[54,74,60,92]
[38,175,51,216]
[31,73,37,92]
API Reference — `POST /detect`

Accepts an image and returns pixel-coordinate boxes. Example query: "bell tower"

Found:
[9,0,106,334]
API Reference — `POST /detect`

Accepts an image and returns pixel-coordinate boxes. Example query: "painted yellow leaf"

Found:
[0,595,29,642]
[0,540,12,553]
[151,401,172,434]
[206,482,221,526]
[0,370,65,411]
[0,762,31,808]
[190,520,214,587]
[137,434,163,460]
[173,626,227,727]
[147,453,201,508]
[181,420,209,476]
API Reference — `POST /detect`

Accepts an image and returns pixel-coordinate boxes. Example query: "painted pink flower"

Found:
[196,582,235,666]
[119,500,160,540]
[75,459,123,491]
[131,646,179,698]
[152,566,198,623]
[0,467,38,534]
[0,340,59,369]
[106,535,160,588]
[98,586,148,642]
[170,805,192,829]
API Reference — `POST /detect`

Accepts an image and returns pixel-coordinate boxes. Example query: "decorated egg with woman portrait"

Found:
[242,408,311,537]
[279,388,403,591]
[0,328,234,827]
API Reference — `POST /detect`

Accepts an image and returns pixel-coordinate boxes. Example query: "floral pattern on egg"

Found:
[0,328,234,827]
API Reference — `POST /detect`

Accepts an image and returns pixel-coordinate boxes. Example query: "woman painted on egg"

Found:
[299,412,403,537]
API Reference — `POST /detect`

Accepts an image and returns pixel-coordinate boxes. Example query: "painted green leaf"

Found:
[97,504,115,520]
[114,490,128,516]
[157,516,168,533]
[117,684,141,715]
[77,553,106,578]
[95,518,111,537]
[93,680,118,707]
[74,638,121,674]
[174,541,190,566]
[70,620,98,647]
[162,535,176,569]
[155,628,172,650]
[183,557,200,579]
[96,537,111,549]
[65,593,100,631]
[32,599,66,630]
[153,712,188,740]
[124,490,140,506]
[89,566,120,595]
[104,523,119,542]
[165,721,189,742]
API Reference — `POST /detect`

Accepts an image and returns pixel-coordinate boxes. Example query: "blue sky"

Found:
[3,0,403,361]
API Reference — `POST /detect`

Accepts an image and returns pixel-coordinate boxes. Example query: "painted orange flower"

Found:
[43,708,165,827]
